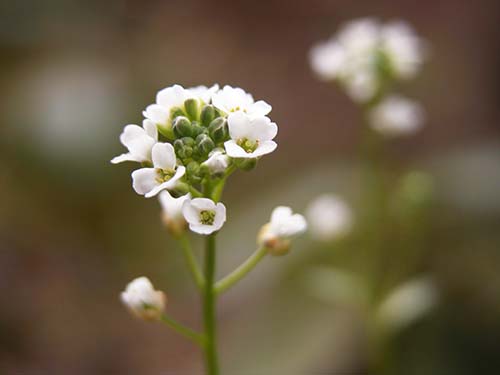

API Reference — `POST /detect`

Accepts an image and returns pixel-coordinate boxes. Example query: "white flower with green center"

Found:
[224,112,277,159]
[131,143,186,198]
[306,194,353,241]
[121,276,166,321]
[111,120,158,164]
[369,95,424,137]
[212,85,271,118]
[258,206,307,255]
[182,198,226,235]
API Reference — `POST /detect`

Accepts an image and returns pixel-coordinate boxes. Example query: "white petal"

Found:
[190,198,216,211]
[227,111,251,140]
[271,206,293,223]
[157,84,186,109]
[144,166,185,198]
[224,140,250,158]
[111,152,142,164]
[131,168,157,195]
[143,104,169,125]
[143,119,158,141]
[250,100,272,116]
[182,200,202,224]
[189,223,218,235]
[119,125,155,162]
[152,143,176,170]
[248,141,277,158]
[247,116,277,141]
[212,203,227,231]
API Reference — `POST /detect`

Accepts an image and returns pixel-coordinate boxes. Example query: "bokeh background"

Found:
[1,0,500,373]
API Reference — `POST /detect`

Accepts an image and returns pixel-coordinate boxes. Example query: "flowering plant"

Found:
[112,84,306,374]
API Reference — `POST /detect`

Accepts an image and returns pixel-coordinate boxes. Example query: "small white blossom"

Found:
[159,191,191,236]
[369,95,424,137]
[111,120,158,164]
[121,276,166,321]
[306,194,353,241]
[131,143,186,198]
[182,198,226,235]
[212,85,272,118]
[202,149,230,174]
[224,112,277,159]
[187,84,219,104]
[259,206,307,255]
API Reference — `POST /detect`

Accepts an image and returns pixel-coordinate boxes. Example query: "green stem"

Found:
[203,234,219,375]
[160,314,205,346]
[215,246,267,295]
[178,234,204,290]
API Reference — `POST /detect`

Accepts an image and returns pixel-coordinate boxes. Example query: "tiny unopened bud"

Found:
[187,161,202,184]
[208,117,228,143]
[202,149,230,176]
[174,137,194,159]
[159,191,190,237]
[196,134,215,156]
[173,116,193,138]
[121,277,166,321]
[200,105,216,127]
[191,121,205,138]
[184,98,200,121]
[258,206,307,256]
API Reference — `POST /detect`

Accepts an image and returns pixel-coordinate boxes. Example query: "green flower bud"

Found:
[184,99,200,121]
[236,158,257,171]
[196,134,215,156]
[174,137,194,159]
[186,161,202,184]
[170,107,185,119]
[200,105,216,127]
[208,117,228,143]
[191,121,206,138]
[173,116,193,138]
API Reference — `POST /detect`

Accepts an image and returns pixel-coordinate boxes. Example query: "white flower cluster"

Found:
[112,84,279,235]
[310,18,426,102]
[309,18,426,136]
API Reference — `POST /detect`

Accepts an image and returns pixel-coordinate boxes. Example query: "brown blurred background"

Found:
[1,0,500,373]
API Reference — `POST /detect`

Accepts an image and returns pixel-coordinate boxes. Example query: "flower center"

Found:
[237,138,259,153]
[200,210,216,225]
[155,169,175,183]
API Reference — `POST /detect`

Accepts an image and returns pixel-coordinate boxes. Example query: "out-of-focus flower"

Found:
[212,85,272,118]
[182,198,226,235]
[132,143,186,198]
[121,277,166,321]
[258,206,307,255]
[202,149,230,175]
[369,95,424,137]
[159,191,191,236]
[186,84,220,104]
[309,18,426,102]
[306,194,353,241]
[376,276,438,333]
[224,112,278,159]
[111,120,158,164]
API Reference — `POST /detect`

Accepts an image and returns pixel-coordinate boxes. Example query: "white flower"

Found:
[369,95,424,137]
[306,194,353,241]
[187,84,219,104]
[202,149,230,174]
[212,85,272,117]
[159,191,191,236]
[111,120,158,164]
[120,276,166,321]
[182,198,226,235]
[224,112,277,159]
[381,21,426,80]
[258,206,307,255]
[377,277,438,333]
[131,143,186,198]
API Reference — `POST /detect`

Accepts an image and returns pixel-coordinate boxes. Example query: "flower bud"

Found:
[187,161,202,184]
[201,149,230,176]
[174,137,194,159]
[235,158,257,171]
[184,98,200,121]
[258,206,307,256]
[159,191,190,237]
[208,117,228,143]
[191,121,205,138]
[196,134,215,156]
[121,277,166,321]
[200,105,216,127]
[173,116,193,138]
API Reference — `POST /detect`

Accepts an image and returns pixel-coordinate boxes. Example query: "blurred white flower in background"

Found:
[376,276,438,333]
[182,198,226,235]
[121,277,166,321]
[306,194,353,241]
[309,18,426,102]
[369,95,424,137]
[258,206,307,255]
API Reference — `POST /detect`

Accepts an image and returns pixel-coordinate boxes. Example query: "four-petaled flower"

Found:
[224,112,277,159]
[132,143,186,198]
[259,206,307,255]
[111,120,158,164]
[182,198,226,235]
[212,85,271,118]
[121,276,166,321]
